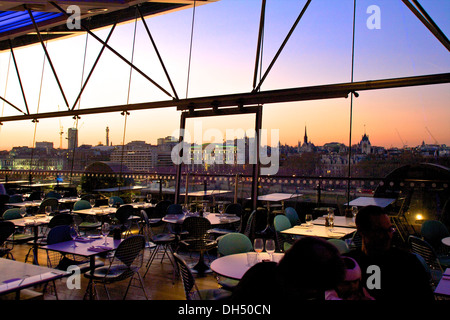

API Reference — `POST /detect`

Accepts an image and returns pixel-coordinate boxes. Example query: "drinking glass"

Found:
[218,203,224,215]
[352,206,358,223]
[131,194,137,203]
[45,206,52,217]
[102,223,110,245]
[254,238,264,261]
[146,193,152,203]
[108,197,114,208]
[305,214,313,231]
[265,239,275,261]
[89,198,96,211]
[70,225,79,248]
[327,209,335,232]
[19,207,27,218]
[182,205,189,216]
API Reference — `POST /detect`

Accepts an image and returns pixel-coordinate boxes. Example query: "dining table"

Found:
[434,268,450,297]
[11,214,52,265]
[441,237,450,247]
[281,224,356,239]
[0,257,67,299]
[210,252,284,280]
[345,196,396,208]
[41,236,122,300]
[162,212,240,225]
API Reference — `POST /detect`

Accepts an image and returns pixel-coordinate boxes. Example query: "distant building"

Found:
[110,141,157,172]
[298,126,315,153]
[68,128,78,150]
[359,133,372,155]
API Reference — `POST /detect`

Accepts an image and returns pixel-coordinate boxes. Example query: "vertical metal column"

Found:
[251,105,263,211]
[174,112,187,204]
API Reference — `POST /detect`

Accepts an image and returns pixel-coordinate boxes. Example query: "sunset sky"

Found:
[0,0,449,151]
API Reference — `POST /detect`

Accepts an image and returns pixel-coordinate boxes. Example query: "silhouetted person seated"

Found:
[231,237,345,300]
[346,205,434,301]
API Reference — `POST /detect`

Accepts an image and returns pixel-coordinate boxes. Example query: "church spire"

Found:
[304,126,308,145]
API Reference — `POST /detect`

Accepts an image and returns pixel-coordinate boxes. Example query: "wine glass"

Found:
[218,203,224,216]
[45,206,52,217]
[327,208,335,232]
[108,197,114,208]
[254,238,264,261]
[146,193,152,203]
[351,206,358,223]
[265,239,275,261]
[70,225,79,248]
[89,198,96,211]
[131,194,137,203]
[305,214,313,231]
[182,205,189,216]
[101,223,110,245]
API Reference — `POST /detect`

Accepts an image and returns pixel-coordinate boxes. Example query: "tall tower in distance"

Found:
[68,128,78,150]
[106,126,110,146]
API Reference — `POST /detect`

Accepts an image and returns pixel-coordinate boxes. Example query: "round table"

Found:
[210,252,284,280]
[442,237,450,247]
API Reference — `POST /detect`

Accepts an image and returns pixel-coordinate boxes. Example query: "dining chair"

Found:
[408,235,449,286]
[2,208,35,244]
[327,238,350,254]
[173,253,231,300]
[0,220,15,259]
[37,197,59,215]
[216,232,253,291]
[420,220,450,255]
[83,235,148,300]
[44,225,104,299]
[178,216,217,270]
[273,214,295,252]
[113,204,134,237]
[72,200,101,235]
[140,210,177,280]
[109,196,124,208]
[284,207,300,226]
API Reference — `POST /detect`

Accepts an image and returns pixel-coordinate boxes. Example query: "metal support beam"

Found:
[253,0,312,92]
[402,0,450,52]
[174,112,187,204]
[26,7,70,110]
[251,105,263,211]
[50,1,176,100]
[71,23,117,110]
[0,73,449,123]
[253,0,266,91]
[137,5,179,100]
[8,40,29,115]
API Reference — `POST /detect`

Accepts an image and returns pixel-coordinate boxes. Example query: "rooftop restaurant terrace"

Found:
[0,0,449,310]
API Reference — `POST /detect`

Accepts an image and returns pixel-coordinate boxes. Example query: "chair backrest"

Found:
[46,191,62,199]
[38,197,59,214]
[182,216,212,239]
[218,232,253,256]
[73,199,91,211]
[408,235,443,272]
[109,196,124,207]
[48,214,74,228]
[173,252,198,300]
[274,214,291,232]
[115,205,133,224]
[8,194,23,203]
[284,207,299,226]
[0,221,15,245]
[154,200,172,217]
[47,225,72,245]
[420,220,450,248]
[2,208,21,220]
[114,235,146,267]
[167,204,183,215]
[225,203,243,216]
[327,238,350,254]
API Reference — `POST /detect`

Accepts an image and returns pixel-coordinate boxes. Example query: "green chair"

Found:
[2,208,35,243]
[109,196,124,207]
[285,207,300,226]
[38,197,59,215]
[2,208,22,220]
[217,232,253,256]
[274,214,295,252]
[420,220,450,255]
[72,200,101,235]
[216,233,253,291]
[327,238,350,254]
